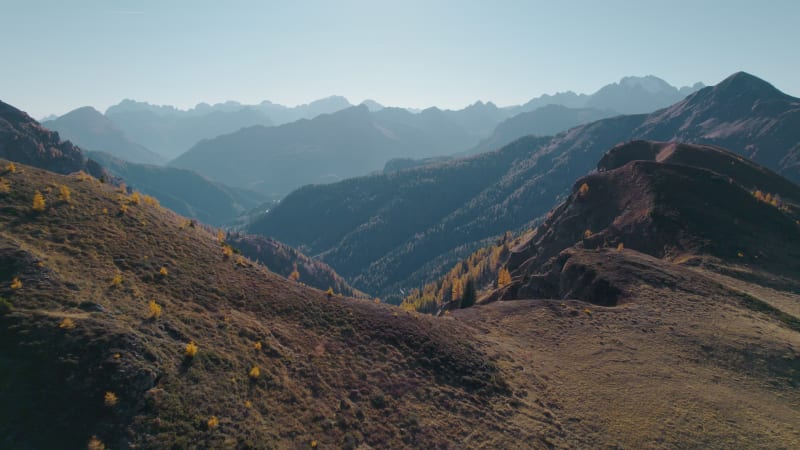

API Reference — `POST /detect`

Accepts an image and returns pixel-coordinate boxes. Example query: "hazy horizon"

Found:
[3,0,799,118]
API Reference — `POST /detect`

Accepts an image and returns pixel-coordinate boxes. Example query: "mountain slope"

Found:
[251,72,800,298]
[87,151,266,226]
[226,233,367,298]
[634,72,800,180]
[497,140,800,305]
[0,161,516,449]
[0,100,106,179]
[468,104,618,154]
[43,107,165,165]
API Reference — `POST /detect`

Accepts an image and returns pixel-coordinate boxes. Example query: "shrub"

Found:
[0,297,12,315]
[583,308,592,316]
[148,299,162,319]
[32,190,46,211]
[289,267,300,281]
[583,229,592,239]
[185,341,199,357]
[310,440,318,448]
[129,191,141,205]
[59,318,75,329]
[104,391,118,407]
[222,245,234,258]
[207,416,219,428]
[5,162,16,173]
[110,273,123,287]
[0,178,9,193]
[254,341,262,350]
[578,182,590,197]
[142,194,159,207]
[325,287,334,298]
[159,266,168,276]
[249,365,261,379]
[58,185,71,203]
[217,230,225,243]
[10,277,22,289]
[87,436,106,450]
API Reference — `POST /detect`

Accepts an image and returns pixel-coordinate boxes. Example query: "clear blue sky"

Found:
[2,0,798,118]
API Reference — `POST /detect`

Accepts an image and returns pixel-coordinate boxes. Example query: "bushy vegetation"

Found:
[184,341,199,358]
[148,299,162,319]
[32,190,46,211]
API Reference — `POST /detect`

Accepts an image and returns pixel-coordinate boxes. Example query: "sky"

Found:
[2,0,799,118]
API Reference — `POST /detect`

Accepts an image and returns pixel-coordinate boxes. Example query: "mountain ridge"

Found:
[250,72,800,298]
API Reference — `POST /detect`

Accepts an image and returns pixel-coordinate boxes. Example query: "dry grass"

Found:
[0,160,510,449]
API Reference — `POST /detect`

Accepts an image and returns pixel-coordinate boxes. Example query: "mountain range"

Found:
[42,76,702,176]
[2,65,799,449]
[249,72,799,299]
[169,76,704,197]
[2,117,798,448]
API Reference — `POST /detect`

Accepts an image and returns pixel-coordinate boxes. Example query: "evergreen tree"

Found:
[461,279,476,309]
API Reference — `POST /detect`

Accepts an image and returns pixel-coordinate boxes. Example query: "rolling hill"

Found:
[249,72,800,298]
[0,160,513,449]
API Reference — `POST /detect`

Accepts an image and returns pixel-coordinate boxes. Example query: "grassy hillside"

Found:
[0,160,512,449]
[2,157,798,449]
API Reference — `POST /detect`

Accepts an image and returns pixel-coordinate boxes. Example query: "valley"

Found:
[2,7,799,444]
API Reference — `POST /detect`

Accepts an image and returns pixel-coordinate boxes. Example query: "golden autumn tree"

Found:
[451,278,463,303]
[289,263,300,282]
[32,190,46,211]
[497,268,511,287]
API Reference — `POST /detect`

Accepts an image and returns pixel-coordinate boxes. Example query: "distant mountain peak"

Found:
[618,75,673,93]
[360,99,384,111]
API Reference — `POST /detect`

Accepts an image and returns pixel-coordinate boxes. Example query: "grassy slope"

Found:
[0,161,515,449]
[458,249,800,448]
